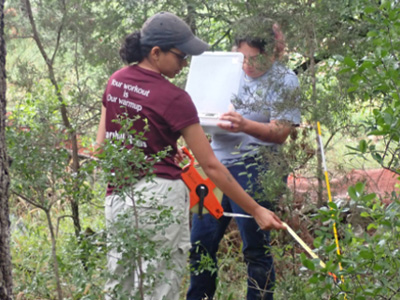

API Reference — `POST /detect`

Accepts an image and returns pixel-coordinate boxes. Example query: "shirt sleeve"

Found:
[270,69,301,125]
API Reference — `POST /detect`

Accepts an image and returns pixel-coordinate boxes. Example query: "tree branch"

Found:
[11,190,46,211]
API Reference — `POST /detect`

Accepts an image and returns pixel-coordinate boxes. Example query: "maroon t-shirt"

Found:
[102,65,199,193]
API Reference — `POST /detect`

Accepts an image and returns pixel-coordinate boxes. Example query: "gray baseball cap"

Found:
[140,12,209,55]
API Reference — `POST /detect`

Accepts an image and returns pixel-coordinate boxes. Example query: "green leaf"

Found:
[313,236,323,248]
[355,182,365,194]
[348,186,357,200]
[347,86,358,93]
[379,0,391,10]
[350,74,362,85]
[367,30,379,37]
[339,67,353,74]
[364,6,377,14]
[328,201,338,210]
[359,60,374,72]
[343,56,356,68]
[309,273,319,284]
[359,139,367,153]
[383,113,393,125]
[359,249,374,259]
[360,212,370,217]
[343,56,357,68]
[362,193,376,202]
[371,152,383,163]
[326,243,337,253]
[368,130,386,136]
[301,256,316,271]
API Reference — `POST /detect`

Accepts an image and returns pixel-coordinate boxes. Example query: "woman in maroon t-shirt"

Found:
[96,11,285,300]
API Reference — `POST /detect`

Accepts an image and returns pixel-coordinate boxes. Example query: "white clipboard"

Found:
[185,51,244,134]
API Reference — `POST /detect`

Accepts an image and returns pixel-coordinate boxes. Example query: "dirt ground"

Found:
[287,168,400,205]
[280,168,400,246]
[217,168,400,253]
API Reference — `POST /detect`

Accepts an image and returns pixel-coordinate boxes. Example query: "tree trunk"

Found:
[24,0,82,238]
[45,210,63,300]
[0,0,13,297]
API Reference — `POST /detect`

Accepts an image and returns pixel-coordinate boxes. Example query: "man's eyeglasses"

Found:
[169,50,188,61]
[243,54,264,65]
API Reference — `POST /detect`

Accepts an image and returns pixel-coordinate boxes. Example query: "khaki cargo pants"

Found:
[104,177,190,300]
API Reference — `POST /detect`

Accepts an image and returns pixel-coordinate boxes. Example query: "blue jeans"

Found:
[187,157,275,300]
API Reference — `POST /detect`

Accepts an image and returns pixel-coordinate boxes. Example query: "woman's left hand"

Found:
[217,111,246,133]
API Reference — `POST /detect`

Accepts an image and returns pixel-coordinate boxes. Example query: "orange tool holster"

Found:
[180,147,224,220]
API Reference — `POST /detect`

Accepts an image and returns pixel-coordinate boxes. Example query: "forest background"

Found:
[0,0,400,299]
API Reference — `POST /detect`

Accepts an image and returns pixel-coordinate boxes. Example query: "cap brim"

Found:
[176,36,210,56]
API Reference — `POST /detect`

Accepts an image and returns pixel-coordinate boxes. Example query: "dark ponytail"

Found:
[119,31,152,64]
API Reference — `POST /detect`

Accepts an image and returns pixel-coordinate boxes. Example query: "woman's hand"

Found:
[252,206,287,231]
[217,111,247,132]
[174,147,185,164]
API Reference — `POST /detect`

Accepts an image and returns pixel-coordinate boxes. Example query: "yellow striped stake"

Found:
[317,121,347,295]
